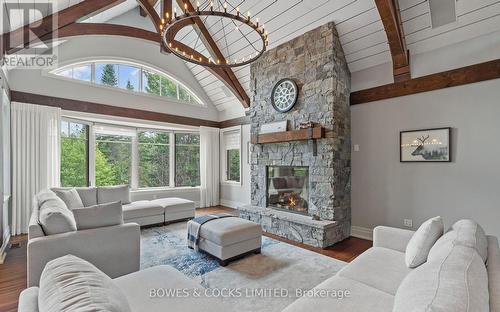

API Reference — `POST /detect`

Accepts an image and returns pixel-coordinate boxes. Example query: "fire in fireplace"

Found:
[266,166,309,215]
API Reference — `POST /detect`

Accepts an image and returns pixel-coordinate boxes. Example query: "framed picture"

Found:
[400,127,451,162]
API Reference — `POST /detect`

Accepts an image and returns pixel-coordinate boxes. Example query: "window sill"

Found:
[131,186,200,193]
[221,181,242,186]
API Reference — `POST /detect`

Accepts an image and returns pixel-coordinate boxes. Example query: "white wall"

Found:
[351,79,500,238]
[220,124,251,208]
[8,36,220,121]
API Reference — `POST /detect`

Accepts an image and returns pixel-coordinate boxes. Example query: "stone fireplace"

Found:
[239,22,351,248]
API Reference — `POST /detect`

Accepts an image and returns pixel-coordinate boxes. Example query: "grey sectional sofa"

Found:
[27,186,195,287]
[283,222,500,312]
[52,185,196,226]
[20,220,500,312]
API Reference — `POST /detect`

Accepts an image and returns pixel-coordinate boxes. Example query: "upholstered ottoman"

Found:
[151,197,195,223]
[188,217,262,266]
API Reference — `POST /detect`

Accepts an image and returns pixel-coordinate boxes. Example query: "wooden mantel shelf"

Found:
[251,127,325,144]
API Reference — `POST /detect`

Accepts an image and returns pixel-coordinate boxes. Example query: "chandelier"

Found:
[160,1,269,68]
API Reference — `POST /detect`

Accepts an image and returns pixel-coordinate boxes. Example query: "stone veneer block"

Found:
[246,22,351,248]
[239,205,349,248]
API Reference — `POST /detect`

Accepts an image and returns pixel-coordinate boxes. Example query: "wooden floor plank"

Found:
[0,206,371,311]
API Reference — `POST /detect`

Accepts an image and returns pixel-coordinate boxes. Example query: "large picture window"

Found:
[60,120,89,187]
[175,133,200,187]
[52,60,203,105]
[221,128,241,183]
[138,131,170,188]
[95,132,133,187]
[59,120,200,189]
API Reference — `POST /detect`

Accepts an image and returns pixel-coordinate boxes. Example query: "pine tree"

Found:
[126,80,134,91]
[100,64,118,87]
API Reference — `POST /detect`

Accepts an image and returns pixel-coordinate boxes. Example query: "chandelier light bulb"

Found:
[256,17,259,27]
[224,2,227,12]
[196,1,200,11]
[159,24,163,30]
[174,7,177,18]
[210,1,213,11]
[247,11,251,21]
[184,3,187,13]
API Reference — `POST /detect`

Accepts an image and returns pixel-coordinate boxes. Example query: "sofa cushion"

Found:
[38,255,131,312]
[198,217,261,246]
[37,190,59,206]
[97,185,131,205]
[75,187,98,207]
[393,245,489,312]
[38,196,77,235]
[429,219,488,264]
[405,216,444,268]
[338,247,412,295]
[122,201,164,220]
[282,275,394,312]
[52,188,84,209]
[114,265,223,312]
[72,201,123,230]
[151,197,195,212]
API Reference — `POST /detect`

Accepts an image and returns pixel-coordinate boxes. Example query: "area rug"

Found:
[140,222,347,312]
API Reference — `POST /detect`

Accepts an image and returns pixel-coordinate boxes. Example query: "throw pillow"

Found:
[75,187,98,207]
[405,216,444,268]
[97,185,131,205]
[38,197,77,235]
[38,255,132,312]
[72,201,123,230]
[52,188,84,209]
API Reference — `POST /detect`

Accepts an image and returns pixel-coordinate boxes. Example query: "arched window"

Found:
[51,60,203,105]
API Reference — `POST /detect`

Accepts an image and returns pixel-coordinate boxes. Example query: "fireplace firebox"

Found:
[266,166,309,215]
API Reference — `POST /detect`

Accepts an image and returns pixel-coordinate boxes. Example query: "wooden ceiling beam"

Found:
[140,0,161,17]
[55,23,161,43]
[174,0,250,108]
[1,0,125,55]
[350,59,500,105]
[375,0,411,82]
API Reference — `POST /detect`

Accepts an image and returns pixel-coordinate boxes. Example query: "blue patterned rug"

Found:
[140,221,346,311]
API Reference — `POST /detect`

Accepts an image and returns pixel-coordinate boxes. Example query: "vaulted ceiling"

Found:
[2,0,500,113]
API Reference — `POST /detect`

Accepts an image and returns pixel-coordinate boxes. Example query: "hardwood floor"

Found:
[0,206,371,312]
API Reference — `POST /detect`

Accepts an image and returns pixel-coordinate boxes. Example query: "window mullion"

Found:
[88,123,96,187]
[169,132,175,187]
[131,133,139,190]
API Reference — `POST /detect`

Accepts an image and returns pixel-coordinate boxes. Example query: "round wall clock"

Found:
[271,78,298,113]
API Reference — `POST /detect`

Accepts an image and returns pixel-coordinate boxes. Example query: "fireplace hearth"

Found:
[267,166,309,215]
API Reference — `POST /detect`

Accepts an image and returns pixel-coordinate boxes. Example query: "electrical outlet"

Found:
[403,219,413,228]
[353,144,360,152]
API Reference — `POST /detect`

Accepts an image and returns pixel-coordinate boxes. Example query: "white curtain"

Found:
[11,103,61,235]
[199,126,220,207]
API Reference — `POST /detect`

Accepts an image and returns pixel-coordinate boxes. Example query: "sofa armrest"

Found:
[487,236,500,312]
[373,226,415,253]
[27,222,140,287]
[18,287,39,312]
